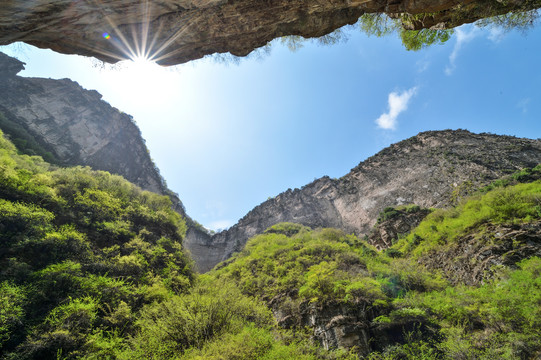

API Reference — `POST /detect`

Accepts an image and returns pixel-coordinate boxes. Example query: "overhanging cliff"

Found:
[1,0,539,65]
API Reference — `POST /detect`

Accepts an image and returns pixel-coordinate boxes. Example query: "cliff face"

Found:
[421,220,541,286]
[194,130,541,272]
[4,57,539,275]
[0,52,171,202]
[367,206,432,250]
[0,51,217,266]
[0,0,538,65]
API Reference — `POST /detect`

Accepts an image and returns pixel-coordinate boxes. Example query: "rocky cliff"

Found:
[0,0,538,65]
[0,51,220,271]
[421,220,541,286]
[367,205,432,250]
[194,130,541,272]
[0,52,184,211]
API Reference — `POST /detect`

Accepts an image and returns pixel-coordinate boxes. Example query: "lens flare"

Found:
[92,0,195,64]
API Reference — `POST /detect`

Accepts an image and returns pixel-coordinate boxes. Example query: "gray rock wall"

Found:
[0,52,184,210]
[194,130,541,272]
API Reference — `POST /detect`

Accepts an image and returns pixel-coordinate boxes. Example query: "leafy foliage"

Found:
[399,28,454,51]
[211,225,445,315]
[477,8,540,32]
[397,179,541,257]
[358,13,454,51]
[0,130,193,359]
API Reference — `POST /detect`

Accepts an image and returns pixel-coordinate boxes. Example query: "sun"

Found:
[101,55,176,107]
[96,0,194,65]
[127,55,158,75]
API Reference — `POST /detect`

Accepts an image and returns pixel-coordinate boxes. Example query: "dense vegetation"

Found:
[208,169,541,359]
[0,129,195,358]
[1,126,541,359]
[0,131,354,360]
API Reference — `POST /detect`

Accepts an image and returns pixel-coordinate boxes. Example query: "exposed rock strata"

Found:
[421,220,541,286]
[195,131,541,272]
[1,0,538,65]
[270,294,435,355]
[368,206,432,250]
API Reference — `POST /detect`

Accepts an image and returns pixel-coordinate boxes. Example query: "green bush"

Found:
[123,281,272,359]
[0,281,26,349]
[0,132,193,359]
[397,180,541,256]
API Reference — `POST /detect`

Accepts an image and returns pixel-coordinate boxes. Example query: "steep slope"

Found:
[0,52,216,269]
[0,130,195,358]
[0,130,357,360]
[209,174,541,357]
[0,52,186,212]
[0,0,539,65]
[195,130,541,271]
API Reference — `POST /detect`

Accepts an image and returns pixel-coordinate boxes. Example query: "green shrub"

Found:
[398,181,541,256]
[265,222,310,236]
[0,281,26,349]
[124,281,272,359]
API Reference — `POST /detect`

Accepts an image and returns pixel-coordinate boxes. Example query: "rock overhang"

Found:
[1,0,538,66]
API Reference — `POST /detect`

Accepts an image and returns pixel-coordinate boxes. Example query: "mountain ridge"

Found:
[0,52,189,217]
[192,129,541,271]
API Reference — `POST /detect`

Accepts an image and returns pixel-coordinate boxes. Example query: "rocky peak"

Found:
[191,130,541,272]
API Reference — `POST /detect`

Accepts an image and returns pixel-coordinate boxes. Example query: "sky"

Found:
[1,21,541,231]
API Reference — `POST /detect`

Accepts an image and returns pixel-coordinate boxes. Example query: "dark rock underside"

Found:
[1,0,539,65]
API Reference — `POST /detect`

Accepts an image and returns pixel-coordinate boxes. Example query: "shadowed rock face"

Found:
[1,0,538,65]
[0,52,183,208]
[368,206,432,250]
[0,52,216,259]
[191,130,541,272]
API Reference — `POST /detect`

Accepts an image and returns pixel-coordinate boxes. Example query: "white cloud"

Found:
[445,26,480,75]
[375,87,418,130]
[517,97,531,113]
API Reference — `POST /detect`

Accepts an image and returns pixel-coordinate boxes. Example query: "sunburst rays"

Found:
[86,0,197,65]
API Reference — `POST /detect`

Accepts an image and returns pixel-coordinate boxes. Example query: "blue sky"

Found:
[2,21,541,231]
